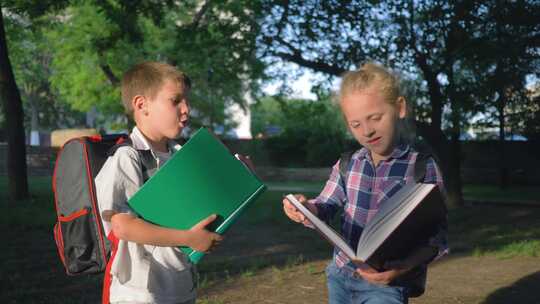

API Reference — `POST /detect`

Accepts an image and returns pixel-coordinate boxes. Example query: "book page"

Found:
[285,194,357,260]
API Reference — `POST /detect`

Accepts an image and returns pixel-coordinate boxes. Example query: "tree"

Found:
[252,94,351,166]
[0,6,28,201]
[471,0,540,188]
[523,83,540,141]
[40,0,264,132]
[259,0,540,207]
[4,9,86,132]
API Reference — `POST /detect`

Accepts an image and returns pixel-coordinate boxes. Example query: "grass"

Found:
[463,184,540,204]
[1,176,539,303]
[0,176,55,228]
[473,240,540,259]
[448,203,540,257]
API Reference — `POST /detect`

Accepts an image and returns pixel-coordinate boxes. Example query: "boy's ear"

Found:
[132,95,148,115]
[397,96,407,119]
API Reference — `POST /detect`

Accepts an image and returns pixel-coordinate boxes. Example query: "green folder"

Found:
[127,127,266,264]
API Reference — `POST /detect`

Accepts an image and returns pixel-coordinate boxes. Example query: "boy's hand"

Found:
[354,263,411,285]
[188,214,223,253]
[282,194,317,225]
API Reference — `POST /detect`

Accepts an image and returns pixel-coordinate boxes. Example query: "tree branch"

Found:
[189,0,211,29]
[274,50,346,76]
[100,64,120,86]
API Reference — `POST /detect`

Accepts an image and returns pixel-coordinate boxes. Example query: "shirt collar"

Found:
[130,126,182,154]
[357,143,410,162]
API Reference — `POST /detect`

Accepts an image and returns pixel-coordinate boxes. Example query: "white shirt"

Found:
[95,127,196,304]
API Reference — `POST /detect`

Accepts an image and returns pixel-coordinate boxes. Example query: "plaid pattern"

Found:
[309,144,448,274]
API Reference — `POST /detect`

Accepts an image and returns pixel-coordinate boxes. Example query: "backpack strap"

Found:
[338,151,355,187]
[413,151,431,183]
[108,137,157,182]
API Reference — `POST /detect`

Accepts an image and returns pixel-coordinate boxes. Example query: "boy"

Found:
[96,62,222,304]
[283,62,448,303]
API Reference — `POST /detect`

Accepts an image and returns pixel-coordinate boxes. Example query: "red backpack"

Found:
[52,134,128,275]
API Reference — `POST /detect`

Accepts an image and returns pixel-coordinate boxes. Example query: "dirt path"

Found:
[199,255,540,304]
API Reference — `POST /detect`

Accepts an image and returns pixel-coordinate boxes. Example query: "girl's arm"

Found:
[308,159,348,222]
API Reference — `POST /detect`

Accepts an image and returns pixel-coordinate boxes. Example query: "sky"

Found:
[261,72,318,100]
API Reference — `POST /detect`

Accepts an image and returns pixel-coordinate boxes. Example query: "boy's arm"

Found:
[110,212,222,252]
[96,147,221,252]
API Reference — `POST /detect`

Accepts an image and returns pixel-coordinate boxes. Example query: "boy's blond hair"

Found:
[338,62,415,143]
[121,62,191,116]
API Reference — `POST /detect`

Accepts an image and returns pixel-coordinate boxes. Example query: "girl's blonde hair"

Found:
[337,62,415,143]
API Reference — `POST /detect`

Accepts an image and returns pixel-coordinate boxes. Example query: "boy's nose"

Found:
[179,100,190,115]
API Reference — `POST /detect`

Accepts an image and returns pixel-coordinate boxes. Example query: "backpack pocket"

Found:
[55,208,101,275]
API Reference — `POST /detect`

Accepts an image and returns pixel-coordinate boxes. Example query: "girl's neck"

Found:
[371,152,387,167]
[371,137,401,166]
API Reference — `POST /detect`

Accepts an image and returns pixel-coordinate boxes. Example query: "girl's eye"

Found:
[350,122,361,129]
[371,115,381,121]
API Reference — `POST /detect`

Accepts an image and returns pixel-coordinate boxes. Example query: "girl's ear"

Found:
[132,95,148,116]
[397,96,407,119]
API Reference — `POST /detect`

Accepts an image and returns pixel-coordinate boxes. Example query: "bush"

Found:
[253,96,358,167]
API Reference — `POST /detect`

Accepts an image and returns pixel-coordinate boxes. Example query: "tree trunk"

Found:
[497,90,509,189]
[446,68,464,207]
[415,63,464,207]
[0,9,29,202]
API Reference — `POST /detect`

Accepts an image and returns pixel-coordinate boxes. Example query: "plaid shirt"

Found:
[308,144,448,274]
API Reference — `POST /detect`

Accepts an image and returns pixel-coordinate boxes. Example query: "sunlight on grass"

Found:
[473,240,540,259]
[197,298,226,304]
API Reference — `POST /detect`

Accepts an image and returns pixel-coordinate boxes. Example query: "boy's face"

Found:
[145,79,190,140]
[340,86,406,160]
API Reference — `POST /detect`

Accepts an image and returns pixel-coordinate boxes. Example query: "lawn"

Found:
[1,176,539,303]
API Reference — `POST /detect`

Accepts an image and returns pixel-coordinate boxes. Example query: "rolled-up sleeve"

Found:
[307,160,347,224]
[95,147,144,235]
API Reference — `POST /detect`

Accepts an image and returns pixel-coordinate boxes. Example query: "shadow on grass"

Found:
[481,271,540,304]
[447,205,540,257]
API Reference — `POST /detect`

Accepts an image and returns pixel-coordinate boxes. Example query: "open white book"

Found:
[286,182,446,270]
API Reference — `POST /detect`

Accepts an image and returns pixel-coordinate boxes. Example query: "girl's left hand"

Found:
[355,266,410,285]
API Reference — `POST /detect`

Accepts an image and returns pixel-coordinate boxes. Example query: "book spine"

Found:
[183,184,267,264]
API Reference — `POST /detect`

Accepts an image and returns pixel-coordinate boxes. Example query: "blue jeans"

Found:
[326,262,408,304]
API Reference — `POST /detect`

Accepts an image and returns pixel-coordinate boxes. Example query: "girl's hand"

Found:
[282,194,317,225]
[355,264,411,285]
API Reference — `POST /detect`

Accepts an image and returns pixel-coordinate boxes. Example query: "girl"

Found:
[283,62,448,304]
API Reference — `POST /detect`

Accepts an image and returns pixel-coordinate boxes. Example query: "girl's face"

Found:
[340,85,406,162]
